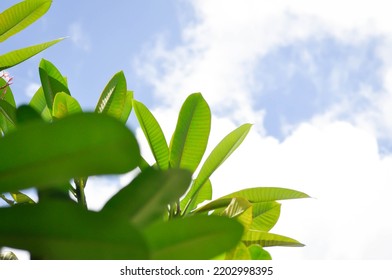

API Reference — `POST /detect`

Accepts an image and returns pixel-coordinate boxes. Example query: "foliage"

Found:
[0,0,309,260]
[0,0,63,71]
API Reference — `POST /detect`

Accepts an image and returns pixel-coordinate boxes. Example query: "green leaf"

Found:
[222,187,310,202]
[52,92,82,118]
[193,197,232,214]
[16,104,43,124]
[133,100,169,169]
[0,100,16,133]
[180,179,212,213]
[0,79,16,134]
[0,0,52,42]
[102,168,192,227]
[169,93,211,172]
[39,58,70,110]
[0,251,18,260]
[222,197,253,231]
[248,245,272,260]
[225,242,251,260]
[243,230,304,247]
[29,86,52,121]
[143,215,243,260]
[95,71,132,124]
[251,202,281,231]
[0,113,140,193]
[0,201,149,259]
[11,191,35,204]
[184,123,252,214]
[0,39,64,71]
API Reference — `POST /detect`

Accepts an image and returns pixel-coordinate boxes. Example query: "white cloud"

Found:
[68,22,91,51]
[24,82,40,98]
[133,0,392,259]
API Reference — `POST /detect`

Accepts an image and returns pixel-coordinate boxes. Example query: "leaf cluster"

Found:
[0,0,310,260]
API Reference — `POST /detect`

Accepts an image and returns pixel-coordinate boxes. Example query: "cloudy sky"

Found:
[2,0,392,260]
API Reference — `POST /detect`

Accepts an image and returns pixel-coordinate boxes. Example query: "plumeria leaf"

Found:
[0,0,52,42]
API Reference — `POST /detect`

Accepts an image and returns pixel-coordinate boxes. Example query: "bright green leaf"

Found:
[0,100,16,133]
[0,113,140,192]
[95,71,132,124]
[52,92,82,118]
[243,230,304,247]
[184,123,252,214]
[222,187,310,202]
[222,197,253,231]
[102,168,192,228]
[248,245,272,260]
[29,86,52,121]
[0,0,52,42]
[180,179,212,214]
[0,38,64,71]
[143,215,243,260]
[133,100,169,169]
[10,191,35,204]
[39,58,70,110]
[0,201,149,259]
[169,93,211,172]
[225,242,251,260]
[251,203,281,231]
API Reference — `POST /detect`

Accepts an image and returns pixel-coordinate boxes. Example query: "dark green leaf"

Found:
[39,58,70,110]
[143,215,243,260]
[0,201,149,259]
[0,113,140,192]
[169,93,211,172]
[102,168,192,227]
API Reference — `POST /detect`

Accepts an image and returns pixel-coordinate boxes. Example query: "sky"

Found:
[1,0,392,260]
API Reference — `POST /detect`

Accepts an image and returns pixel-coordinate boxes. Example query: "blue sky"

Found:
[2,0,392,260]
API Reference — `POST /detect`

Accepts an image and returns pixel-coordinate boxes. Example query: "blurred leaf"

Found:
[29,86,52,121]
[143,215,243,260]
[169,93,211,172]
[95,71,132,124]
[184,124,252,214]
[39,58,70,110]
[180,179,212,213]
[225,242,251,260]
[0,78,16,106]
[52,92,82,118]
[16,105,42,124]
[102,168,192,227]
[243,230,304,247]
[11,191,35,204]
[248,245,272,260]
[0,201,149,259]
[0,39,63,71]
[133,100,169,169]
[251,202,281,231]
[0,251,18,260]
[222,187,310,202]
[0,0,52,42]
[0,113,140,192]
